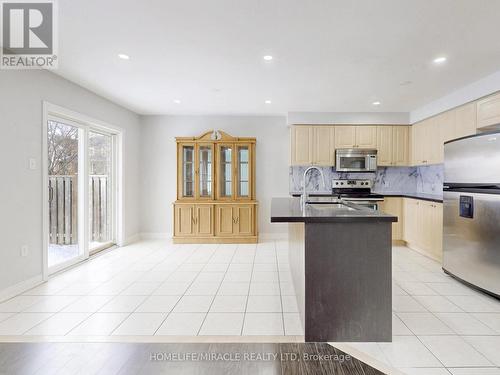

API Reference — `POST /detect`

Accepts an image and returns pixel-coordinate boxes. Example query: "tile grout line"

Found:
[107,243,198,337]
[150,243,205,336]
[195,244,237,336]
[274,240,286,336]
[241,243,258,336]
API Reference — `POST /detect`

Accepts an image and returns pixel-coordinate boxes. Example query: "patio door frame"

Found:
[42,102,124,280]
[88,127,118,256]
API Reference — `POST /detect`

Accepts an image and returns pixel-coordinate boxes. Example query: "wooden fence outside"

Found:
[49,175,109,245]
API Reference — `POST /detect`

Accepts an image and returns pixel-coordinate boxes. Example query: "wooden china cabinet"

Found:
[173,130,258,243]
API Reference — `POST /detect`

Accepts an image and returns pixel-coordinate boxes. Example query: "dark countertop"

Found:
[271,197,397,223]
[376,192,443,203]
[291,192,443,203]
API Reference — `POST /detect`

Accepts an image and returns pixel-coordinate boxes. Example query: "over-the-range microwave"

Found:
[335,149,377,172]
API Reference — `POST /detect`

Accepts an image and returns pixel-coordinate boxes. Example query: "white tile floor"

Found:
[1,240,500,374]
[0,240,300,338]
[347,245,500,375]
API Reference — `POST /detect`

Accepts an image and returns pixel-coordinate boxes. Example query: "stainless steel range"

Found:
[332,179,384,210]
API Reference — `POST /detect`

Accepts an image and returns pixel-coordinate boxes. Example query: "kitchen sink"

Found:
[306,202,358,211]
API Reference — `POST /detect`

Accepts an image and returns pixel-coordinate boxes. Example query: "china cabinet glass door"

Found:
[181,145,195,198]
[236,144,251,199]
[218,144,233,199]
[197,144,213,199]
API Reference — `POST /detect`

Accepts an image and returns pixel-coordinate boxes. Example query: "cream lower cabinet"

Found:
[403,198,443,261]
[174,203,257,243]
[174,204,213,237]
[215,204,257,238]
[379,197,403,241]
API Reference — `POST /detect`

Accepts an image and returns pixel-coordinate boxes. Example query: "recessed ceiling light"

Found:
[265,100,272,104]
[372,101,381,106]
[173,99,181,104]
[118,53,130,60]
[263,55,273,61]
[433,56,447,64]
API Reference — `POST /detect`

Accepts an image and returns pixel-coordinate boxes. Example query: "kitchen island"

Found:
[271,197,397,342]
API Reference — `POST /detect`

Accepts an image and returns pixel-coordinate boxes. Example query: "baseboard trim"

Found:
[121,234,140,245]
[404,241,442,262]
[140,232,172,240]
[0,275,44,303]
[260,232,288,241]
[139,232,288,242]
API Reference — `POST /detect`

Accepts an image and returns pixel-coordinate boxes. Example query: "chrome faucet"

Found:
[301,166,326,211]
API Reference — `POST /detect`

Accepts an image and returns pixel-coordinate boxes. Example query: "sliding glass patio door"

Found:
[88,130,115,254]
[46,116,117,274]
[47,118,85,271]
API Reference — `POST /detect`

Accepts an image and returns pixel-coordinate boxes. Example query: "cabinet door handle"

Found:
[192,216,198,224]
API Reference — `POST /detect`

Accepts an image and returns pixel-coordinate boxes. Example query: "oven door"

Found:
[343,199,380,211]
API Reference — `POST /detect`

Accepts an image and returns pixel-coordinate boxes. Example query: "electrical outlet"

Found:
[29,158,37,170]
[21,245,28,257]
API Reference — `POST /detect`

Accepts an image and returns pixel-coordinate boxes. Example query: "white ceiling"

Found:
[56,0,500,115]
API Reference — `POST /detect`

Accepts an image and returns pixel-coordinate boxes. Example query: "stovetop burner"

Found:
[331,179,382,200]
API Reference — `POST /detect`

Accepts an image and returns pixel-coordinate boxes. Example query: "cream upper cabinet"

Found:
[313,126,335,166]
[377,125,409,166]
[355,126,378,148]
[291,124,409,167]
[455,102,477,138]
[430,117,444,164]
[392,126,409,166]
[477,92,500,129]
[291,125,335,166]
[411,118,442,165]
[291,126,313,165]
[334,126,356,148]
[411,102,478,167]
[439,104,477,144]
[335,126,377,149]
[411,121,425,165]
[376,126,393,166]
[437,111,456,144]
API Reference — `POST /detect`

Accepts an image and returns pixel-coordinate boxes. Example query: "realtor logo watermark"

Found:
[1,0,58,69]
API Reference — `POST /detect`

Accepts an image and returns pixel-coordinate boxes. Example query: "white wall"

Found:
[0,70,141,295]
[410,69,500,123]
[287,112,409,125]
[139,115,289,237]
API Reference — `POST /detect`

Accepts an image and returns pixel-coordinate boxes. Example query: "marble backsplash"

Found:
[289,164,444,197]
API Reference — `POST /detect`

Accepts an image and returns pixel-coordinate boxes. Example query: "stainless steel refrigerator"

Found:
[443,131,500,298]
